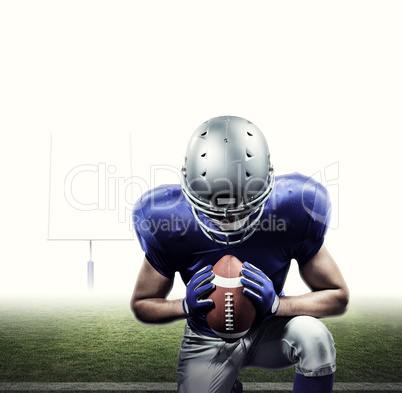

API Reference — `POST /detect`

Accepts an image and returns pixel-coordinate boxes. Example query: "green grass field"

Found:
[0,295,401,392]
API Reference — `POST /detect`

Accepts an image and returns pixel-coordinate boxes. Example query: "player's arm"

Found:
[131,257,186,324]
[276,244,350,318]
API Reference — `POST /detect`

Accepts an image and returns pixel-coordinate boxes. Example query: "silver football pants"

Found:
[176,315,336,393]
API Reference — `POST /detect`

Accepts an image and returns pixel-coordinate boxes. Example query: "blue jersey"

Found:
[132,173,331,336]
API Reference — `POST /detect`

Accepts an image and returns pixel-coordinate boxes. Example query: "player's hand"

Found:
[182,265,215,317]
[241,262,280,317]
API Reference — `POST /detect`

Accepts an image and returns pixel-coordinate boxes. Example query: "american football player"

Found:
[131,116,349,393]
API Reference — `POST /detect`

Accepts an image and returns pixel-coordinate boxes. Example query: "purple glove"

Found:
[183,265,215,317]
[241,262,280,316]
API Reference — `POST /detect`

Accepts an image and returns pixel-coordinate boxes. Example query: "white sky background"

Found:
[0,1,401,300]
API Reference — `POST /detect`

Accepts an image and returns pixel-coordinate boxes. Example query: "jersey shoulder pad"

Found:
[271,173,331,237]
[274,172,330,217]
[132,184,192,252]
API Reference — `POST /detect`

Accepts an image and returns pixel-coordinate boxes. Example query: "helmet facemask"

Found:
[181,116,275,246]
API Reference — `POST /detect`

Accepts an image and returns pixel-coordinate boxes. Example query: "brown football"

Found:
[206,255,256,342]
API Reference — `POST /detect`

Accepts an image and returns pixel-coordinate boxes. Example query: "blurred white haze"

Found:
[0,1,401,303]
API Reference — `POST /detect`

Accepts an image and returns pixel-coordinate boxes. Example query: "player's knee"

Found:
[295,316,334,356]
[287,316,336,371]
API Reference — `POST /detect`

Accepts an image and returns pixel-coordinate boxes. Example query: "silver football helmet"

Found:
[181,116,274,245]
